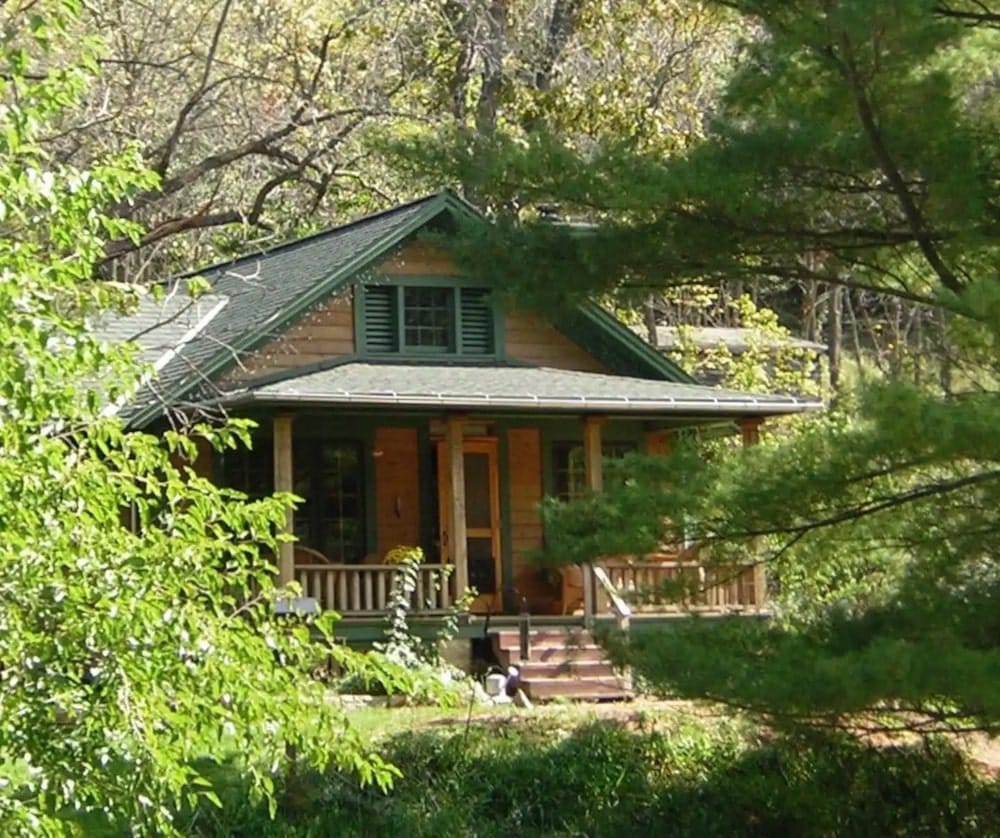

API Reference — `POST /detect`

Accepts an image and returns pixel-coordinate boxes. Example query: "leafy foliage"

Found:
[0,5,402,833]
[180,715,1000,836]
[417,0,1000,732]
[337,548,478,704]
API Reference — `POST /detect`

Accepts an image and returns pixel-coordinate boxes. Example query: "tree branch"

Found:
[831,36,966,295]
[154,0,233,177]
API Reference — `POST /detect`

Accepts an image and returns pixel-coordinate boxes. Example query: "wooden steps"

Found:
[491,628,632,702]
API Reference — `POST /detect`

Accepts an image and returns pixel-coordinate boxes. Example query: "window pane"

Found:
[403,287,452,349]
[293,439,365,563]
[552,441,636,501]
[221,441,273,499]
[468,537,496,594]
[320,442,364,562]
[463,452,491,529]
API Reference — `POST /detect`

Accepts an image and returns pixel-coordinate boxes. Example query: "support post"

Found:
[739,416,763,447]
[581,415,606,626]
[738,417,766,609]
[273,414,295,587]
[446,414,468,597]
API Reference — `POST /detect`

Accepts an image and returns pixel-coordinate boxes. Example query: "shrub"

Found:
[184,716,1000,837]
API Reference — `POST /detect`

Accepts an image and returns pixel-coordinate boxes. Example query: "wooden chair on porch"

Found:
[561,565,585,615]
[293,544,332,565]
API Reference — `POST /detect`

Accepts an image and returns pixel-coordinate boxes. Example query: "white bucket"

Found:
[484,672,507,697]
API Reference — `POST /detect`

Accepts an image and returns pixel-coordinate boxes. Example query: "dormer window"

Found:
[361,282,495,356]
[403,287,452,349]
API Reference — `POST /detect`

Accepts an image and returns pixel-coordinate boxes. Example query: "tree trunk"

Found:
[644,296,659,346]
[828,283,843,391]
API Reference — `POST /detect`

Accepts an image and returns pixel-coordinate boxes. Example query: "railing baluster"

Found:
[362,571,372,611]
[323,571,334,611]
[348,573,361,611]
[415,568,425,611]
[376,570,387,611]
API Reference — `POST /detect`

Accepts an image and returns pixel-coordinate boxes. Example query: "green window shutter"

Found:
[363,286,397,353]
[459,287,493,354]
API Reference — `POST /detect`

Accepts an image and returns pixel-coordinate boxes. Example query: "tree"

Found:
[0,5,404,833]
[8,0,738,283]
[387,0,740,206]
[417,0,1000,731]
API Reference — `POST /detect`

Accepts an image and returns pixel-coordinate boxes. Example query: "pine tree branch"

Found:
[831,36,966,295]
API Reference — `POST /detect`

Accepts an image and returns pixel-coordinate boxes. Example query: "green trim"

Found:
[356,276,502,361]
[361,423,378,560]
[234,195,456,358]
[416,419,435,559]
[371,274,493,289]
[496,421,515,613]
[567,303,695,383]
[135,189,701,426]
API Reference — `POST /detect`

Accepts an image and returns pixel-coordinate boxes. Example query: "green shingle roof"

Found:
[109,190,735,426]
[218,362,821,416]
[126,192,457,424]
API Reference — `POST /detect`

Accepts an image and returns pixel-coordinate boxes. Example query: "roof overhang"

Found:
[213,362,824,418]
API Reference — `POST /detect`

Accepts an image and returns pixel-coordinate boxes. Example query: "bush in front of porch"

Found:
[333,548,483,706]
[176,708,999,836]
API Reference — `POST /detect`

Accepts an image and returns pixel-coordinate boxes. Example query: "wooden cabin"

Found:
[112,192,822,635]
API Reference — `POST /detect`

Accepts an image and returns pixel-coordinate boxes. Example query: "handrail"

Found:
[592,564,632,632]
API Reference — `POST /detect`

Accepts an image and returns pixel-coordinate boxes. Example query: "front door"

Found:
[437,438,502,614]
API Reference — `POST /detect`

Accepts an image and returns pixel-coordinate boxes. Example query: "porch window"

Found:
[222,437,365,563]
[362,283,494,356]
[221,442,273,498]
[552,441,636,501]
[293,440,365,563]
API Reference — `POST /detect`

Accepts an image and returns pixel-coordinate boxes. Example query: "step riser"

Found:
[525,680,631,701]
[488,629,632,703]
[500,648,609,665]
[493,630,595,647]
[514,662,617,679]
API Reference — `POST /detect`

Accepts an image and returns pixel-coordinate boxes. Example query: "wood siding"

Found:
[508,428,557,611]
[378,240,462,277]
[222,291,354,383]
[505,312,608,373]
[374,427,421,557]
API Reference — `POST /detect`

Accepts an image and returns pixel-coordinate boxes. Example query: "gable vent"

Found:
[363,286,397,353]
[459,287,494,355]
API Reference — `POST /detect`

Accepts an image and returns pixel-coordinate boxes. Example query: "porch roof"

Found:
[219,362,822,416]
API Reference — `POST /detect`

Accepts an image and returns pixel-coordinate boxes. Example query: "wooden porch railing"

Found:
[597,553,766,615]
[294,563,456,616]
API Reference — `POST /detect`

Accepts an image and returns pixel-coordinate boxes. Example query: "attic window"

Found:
[362,283,494,356]
[403,287,452,349]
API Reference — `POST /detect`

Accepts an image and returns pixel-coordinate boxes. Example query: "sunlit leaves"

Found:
[0,4,403,833]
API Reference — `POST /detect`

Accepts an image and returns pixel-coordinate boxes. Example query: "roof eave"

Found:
[218,388,823,417]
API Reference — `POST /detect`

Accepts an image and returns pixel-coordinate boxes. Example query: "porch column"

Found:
[582,415,606,625]
[739,416,763,447]
[738,417,765,610]
[445,414,469,596]
[273,414,295,587]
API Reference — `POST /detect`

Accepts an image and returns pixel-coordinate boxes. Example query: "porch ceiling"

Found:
[219,362,823,417]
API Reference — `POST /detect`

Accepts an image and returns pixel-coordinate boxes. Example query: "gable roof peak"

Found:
[170,191,460,285]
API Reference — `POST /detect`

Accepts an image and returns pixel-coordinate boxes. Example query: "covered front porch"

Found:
[215,363,805,624]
